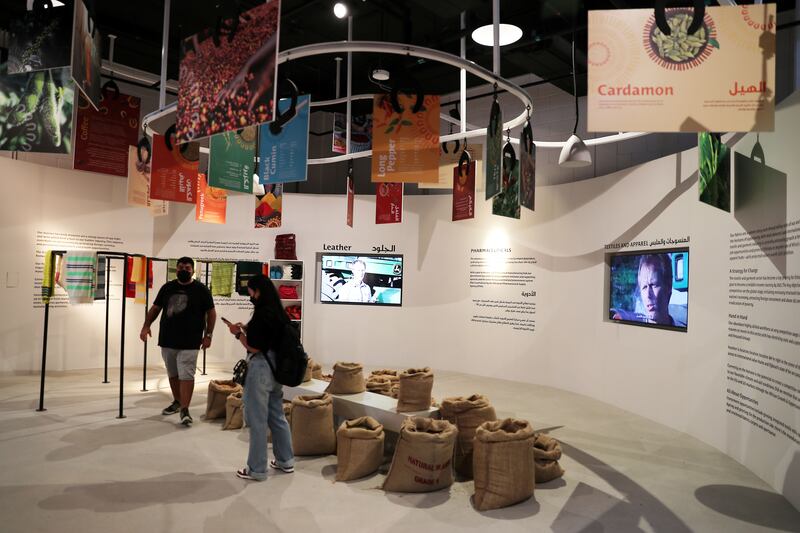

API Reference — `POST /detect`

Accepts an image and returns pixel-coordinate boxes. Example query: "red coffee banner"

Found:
[452,161,475,221]
[375,182,403,224]
[346,174,354,228]
[74,92,140,176]
[196,172,228,224]
[150,134,198,204]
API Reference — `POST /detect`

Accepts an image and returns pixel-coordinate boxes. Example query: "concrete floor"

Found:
[1,365,798,533]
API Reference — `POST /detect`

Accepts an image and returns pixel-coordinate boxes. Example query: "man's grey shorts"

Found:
[161,348,198,380]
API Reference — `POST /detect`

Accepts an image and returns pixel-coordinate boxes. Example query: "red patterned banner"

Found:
[375,182,403,224]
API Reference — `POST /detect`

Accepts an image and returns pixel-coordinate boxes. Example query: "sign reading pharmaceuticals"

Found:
[588,5,775,132]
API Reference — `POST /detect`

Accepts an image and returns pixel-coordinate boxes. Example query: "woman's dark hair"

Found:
[247,274,288,320]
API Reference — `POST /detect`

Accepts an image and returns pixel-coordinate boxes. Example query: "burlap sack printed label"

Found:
[406,454,453,487]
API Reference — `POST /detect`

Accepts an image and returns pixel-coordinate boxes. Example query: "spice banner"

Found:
[208,127,256,192]
[418,143,484,190]
[0,66,74,154]
[255,183,283,228]
[452,161,476,222]
[258,95,310,184]
[74,92,140,177]
[8,2,73,73]
[492,159,521,220]
[485,99,502,199]
[346,174,354,228]
[150,134,199,204]
[126,145,168,216]
[333,112,373,154]
[698,132,730,212]
[375,182,403,224]
[196,172,228,224]
[176,0,280,143]
[70,0,103,110]
[587,5,775,132]
[371,94,440,183]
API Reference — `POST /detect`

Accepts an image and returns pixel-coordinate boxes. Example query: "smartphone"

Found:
[221,317,232,326]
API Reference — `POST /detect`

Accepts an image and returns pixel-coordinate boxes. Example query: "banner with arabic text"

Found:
[375,182,403,224]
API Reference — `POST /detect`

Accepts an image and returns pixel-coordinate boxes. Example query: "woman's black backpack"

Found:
[266,322,309,387]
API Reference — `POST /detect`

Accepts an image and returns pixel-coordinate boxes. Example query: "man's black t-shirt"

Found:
[154,280,214,349]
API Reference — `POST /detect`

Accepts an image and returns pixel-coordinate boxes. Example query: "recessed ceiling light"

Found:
[471,24,523,47]
[333,2,348,19]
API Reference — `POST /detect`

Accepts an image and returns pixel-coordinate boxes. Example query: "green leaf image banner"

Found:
[492,160,521,219]
[208,128,256,193]
[698,132,730,212]
[485,102,503,200]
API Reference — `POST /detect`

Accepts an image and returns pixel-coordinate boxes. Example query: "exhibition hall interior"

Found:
[1,0,799,531]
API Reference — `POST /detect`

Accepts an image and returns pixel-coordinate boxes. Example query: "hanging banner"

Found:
[150,134,198,204]
[74,92,140,177]
[8,2,73,73]
[452,161,476,222]
[492,159,521,219]
[375,182,403,224]
[419,143,484,190]
[519,124,536,211]
[698,132,731,212]
[485,99,502,199]
[0,67,74,154]
[196,172,228,224]
[346,174,354,228]
[255,183,283,228]
[332,113,373,154]
[127,146,169,216]
[176,0,280,143]
[587,5,776,132]
[208,126,255,192]
[70,0,102,110]
[258,95,311,184]
[371,94,440,183]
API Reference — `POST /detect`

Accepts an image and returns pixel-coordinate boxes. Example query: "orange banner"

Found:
[195,172,227,224]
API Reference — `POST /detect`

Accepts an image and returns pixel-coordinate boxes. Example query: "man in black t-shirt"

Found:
[140,257,216,426]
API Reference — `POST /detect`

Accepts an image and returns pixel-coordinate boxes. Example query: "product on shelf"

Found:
[326,362,366,394]
[533,433,565,483]
[472,418,536,511]
[275,233,297,260]
[290,393,337,456]
[440,394,497,480]
[336,416,385,481]
[382,417,457,493]
[278,285,298,299]
[285,305,302,320]
[269,265,284,279]
[206,380,242,420]
[396,367,434,412]
[223,391,244,430]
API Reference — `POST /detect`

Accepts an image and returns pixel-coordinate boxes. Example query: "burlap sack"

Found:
[291,393,336,456]
[320,373,333,382]
[396,368,434,412]
[390,384,400,399]
[534,434,565,483]
[223,392,244,430]
[366,375,395,396]
[326,362,366,394]
[382,417,457,493]
[472,418,536,511]
[206,380,242,420]
[311,362,323,379]
[440,394,497,479]
[369,369,399,382]
[269,401,293,444]
[336,416,385,481]
[303,358,315,383]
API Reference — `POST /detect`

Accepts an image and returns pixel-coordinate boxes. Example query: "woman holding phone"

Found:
[226,274,294,481]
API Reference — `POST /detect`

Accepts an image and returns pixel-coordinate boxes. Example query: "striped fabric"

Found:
[42,251,55,304]
[94,256,107,301]
[63,250,97,304]
[167,259,177,282]
[211,262,234,297]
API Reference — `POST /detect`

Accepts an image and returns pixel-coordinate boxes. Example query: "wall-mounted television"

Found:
[320,254,403,306]
[608,248,689,331]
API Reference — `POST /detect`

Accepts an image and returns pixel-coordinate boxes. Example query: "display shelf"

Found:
[268,259,304,341]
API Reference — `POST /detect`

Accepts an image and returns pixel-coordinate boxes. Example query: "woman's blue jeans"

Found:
[242,351,294,480]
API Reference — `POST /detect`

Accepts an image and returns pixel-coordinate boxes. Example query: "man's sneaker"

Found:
[162,400,180,416]
[269,459,294,473]
[180,408,193,426]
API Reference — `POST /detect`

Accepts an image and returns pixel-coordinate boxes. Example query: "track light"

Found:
[333,2,348,19]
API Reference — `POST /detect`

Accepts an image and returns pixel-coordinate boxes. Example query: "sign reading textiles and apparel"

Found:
[74,92,140,177]
[258,95,310,184]
[196,172,228,224]
[150,134,198,204]
[208,127,255,192]
[587,5,776,132]
[371,94,440,183]
[375,182,403,224]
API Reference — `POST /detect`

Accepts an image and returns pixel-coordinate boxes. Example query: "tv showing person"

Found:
[336,258,375,303]
[320,254,403,306]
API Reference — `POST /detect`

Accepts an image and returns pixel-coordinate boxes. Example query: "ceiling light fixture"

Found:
[333,2,348,19]
[372,68,390,81]
[559,36,592,168]
[471,24,522,47]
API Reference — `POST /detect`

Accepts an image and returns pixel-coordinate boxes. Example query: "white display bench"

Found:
[283,378,439,433]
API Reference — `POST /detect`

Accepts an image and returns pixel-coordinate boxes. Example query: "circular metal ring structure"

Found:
[141,40,647,164]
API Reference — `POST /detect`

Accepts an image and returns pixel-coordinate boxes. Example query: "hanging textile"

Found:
[125,257,136,298]
[211,262,234,297]
[167,259,177,283]
[131,256,148,304]
[62,250,98,304]
[148,259,154,289]
[94,256,107,301]
[236,262,263,296]
[42,251,56,304]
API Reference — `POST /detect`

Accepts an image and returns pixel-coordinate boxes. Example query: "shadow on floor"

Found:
[33,472,246,512]
[695,485,800,532]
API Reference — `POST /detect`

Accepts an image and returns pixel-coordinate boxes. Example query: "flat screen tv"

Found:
[608,248,689,331]
[320,254,403,306]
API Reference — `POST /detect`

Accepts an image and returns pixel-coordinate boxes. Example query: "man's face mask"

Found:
[177,269,192,282]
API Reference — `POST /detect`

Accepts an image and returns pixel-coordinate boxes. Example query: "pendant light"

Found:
[559,36,592,168]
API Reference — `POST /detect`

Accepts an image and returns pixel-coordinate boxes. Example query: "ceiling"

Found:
[1,0,797,107]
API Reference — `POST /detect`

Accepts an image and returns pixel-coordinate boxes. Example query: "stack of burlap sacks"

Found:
[205,380,246,430]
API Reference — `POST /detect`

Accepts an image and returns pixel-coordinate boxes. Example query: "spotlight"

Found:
[471,24,523,47]
[371,68,390,81]
[333,2,348,19]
